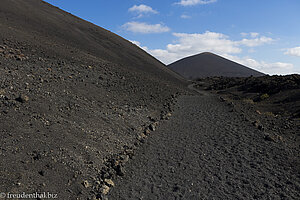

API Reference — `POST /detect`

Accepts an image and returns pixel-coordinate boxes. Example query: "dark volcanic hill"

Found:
[0,0,186,199]
[168,52,265,79]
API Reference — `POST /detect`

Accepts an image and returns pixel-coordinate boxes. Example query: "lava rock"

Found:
[104,179,115,187]
[115,165,124,176]
[100,185,110,195]
[83,180,90,188]
[15,94,29,103]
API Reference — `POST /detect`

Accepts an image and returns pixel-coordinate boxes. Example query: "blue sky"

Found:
[44,0,300,75]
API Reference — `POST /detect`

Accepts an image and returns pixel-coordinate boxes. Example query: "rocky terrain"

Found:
[108,87,300,200]
[1,1,299,200]
[194,75,300,157]
[196,75,300,118]
[168,52,264,79]
[0,0,186,199]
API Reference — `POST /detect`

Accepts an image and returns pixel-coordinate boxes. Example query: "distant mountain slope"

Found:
[168,52,265,79]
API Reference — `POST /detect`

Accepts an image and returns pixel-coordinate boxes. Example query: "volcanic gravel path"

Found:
[108,91,299,199]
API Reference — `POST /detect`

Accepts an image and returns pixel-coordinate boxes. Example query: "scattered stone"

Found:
[100,185,110,195]
[83,180,90,188]
[115,165,124,176]
[149,122,158,131]
[264,133,275,142]
[120,155,129,163]
[256,110,262,115]
[169,166,175,173]
[92,195,98,200]
[95,181,101,185]
[149,124,155,131]
[38,170,45,176]
[144,128,151,134]
[252,120,265,131]
[258,124,264,131]
[137,135,145,143]
[173,185,180,192]
[219,96,226,102]
[100,169,111,179]
[15,94,29,103]
[104,179,115,187]
[0,89,5,95]
[252,120,260,128]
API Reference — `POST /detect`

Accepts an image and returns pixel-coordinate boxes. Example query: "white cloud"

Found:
[222,54,295,75]
[176,0,217,6]
[122,22,170,34]
[149,49,180,64]
[241,32,248,37]
[145,31,243,63]
[239,32,273,47]
[140,31,274,63]
[129,4,158,18]
[238,36,273,47]
[130,40,149,52]
[241,32,260,38]
[130,40,141,46]
[129,31,295,75]
[181,14,191,19]
[168,32,241,54]
[138,31,241,64]
[250,32,259,38]
[284,47,300,57]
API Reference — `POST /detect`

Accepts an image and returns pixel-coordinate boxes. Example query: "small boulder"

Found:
[15,94,29,103]
[144,128,151,134]
[149,124,155,131]
[149,122,158,131]
[104,179,115,187]
[264,133,275,142]
[100,185,110,195]
[115,165,124,176]
[166,113,172,117]
[82,180,90,188]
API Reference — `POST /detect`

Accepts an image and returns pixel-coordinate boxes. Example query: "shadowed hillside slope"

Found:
[0,0,184,80]
[168,52,264,79]
[0,0,186,199]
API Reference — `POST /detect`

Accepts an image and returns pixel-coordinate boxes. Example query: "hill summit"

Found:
[168,52,265,79]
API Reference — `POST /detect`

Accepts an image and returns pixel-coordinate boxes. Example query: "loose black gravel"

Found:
[109,94,300,200]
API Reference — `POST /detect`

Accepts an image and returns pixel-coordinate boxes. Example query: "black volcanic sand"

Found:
[0,0,186,199]
[108,90,300,200]
[1,1,299,199]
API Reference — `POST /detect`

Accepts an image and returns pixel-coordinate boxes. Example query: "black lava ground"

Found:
[108,91,300,200]
[1,1,299,199]
[0,1,186,199]
[196,75,300,118]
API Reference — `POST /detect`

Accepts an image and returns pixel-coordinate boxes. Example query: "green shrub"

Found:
[260,93,269,100]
